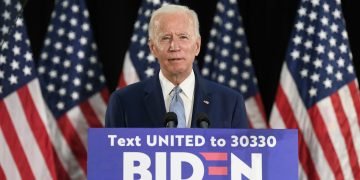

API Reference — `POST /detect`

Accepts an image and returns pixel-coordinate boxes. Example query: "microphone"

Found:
[164,112,178,128]
[196,113,210,128]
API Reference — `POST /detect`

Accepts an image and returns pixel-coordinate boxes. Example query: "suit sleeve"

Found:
[105,91,126,127]
[232,94,249,128]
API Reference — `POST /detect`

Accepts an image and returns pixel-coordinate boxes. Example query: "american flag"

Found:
[1,1,61,179]
[269,0,360,179]
[201,0,267,128]
[37,0,108,179]
[0,166,4,179]
[118,0,178,88]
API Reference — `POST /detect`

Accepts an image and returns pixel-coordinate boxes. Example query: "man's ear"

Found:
[148,40,156,55]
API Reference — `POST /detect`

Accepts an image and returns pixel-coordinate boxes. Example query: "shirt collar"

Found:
[159,70,195,99]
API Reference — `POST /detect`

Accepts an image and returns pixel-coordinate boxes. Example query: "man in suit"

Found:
[105,4,249,128]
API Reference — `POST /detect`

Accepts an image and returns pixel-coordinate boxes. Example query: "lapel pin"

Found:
[203,100,209,104]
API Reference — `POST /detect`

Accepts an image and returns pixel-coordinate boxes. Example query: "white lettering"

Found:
[123,152,152,179]
[107,135,141,147]
[147,135,205,147]
[171,152,204,180]
[156,152,166,180]
[108,134,117,146]
[123,152,205,179]
[231,153,262,180]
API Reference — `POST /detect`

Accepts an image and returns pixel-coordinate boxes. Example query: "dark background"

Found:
[23,0,360,117]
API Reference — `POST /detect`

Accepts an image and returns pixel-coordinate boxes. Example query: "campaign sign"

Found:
[88,128,297,180]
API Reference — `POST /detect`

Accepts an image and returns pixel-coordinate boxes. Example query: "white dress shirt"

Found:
[159,70,195,128]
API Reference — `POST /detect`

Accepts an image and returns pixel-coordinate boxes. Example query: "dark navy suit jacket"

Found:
[105,68,249,128]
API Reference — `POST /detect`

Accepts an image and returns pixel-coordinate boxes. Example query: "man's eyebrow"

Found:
[176,32,190,36]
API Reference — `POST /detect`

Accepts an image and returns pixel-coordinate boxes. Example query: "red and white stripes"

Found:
[0,79,108,179]
[51,88,108,178]
[245,93,268,128]
[117,51,140,89]
[0,79,59,180]
[270,64,360,180]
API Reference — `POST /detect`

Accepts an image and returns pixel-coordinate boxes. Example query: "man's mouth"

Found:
[168,58,183,61]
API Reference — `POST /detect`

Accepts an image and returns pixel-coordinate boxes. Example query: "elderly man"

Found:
[105,4,249,128]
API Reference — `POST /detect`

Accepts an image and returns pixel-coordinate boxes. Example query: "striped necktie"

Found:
[169,86,186,128]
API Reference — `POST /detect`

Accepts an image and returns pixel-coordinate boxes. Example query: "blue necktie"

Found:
[170,86,186,128]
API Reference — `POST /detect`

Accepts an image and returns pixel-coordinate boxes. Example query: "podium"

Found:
[88,128,297,180]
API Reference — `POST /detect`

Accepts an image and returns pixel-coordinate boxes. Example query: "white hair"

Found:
[148,4,200,40]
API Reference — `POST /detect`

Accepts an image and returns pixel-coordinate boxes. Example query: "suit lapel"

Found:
[142,66,211,128]
[143,75,166,127]
[191,67,212,128]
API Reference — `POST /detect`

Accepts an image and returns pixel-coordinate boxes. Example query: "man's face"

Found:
[149,12,201,79]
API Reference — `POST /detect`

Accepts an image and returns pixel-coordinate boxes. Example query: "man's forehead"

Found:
[154,12,192,25]
[155,17,194,32]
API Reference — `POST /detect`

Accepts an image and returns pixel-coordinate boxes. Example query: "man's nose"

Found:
[169,39,180,51]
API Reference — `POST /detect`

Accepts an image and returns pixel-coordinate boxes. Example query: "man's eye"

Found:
[180,36,189,39]
[161,37,171,41]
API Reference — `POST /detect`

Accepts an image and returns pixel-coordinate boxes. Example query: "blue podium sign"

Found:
[88,128,298,180]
